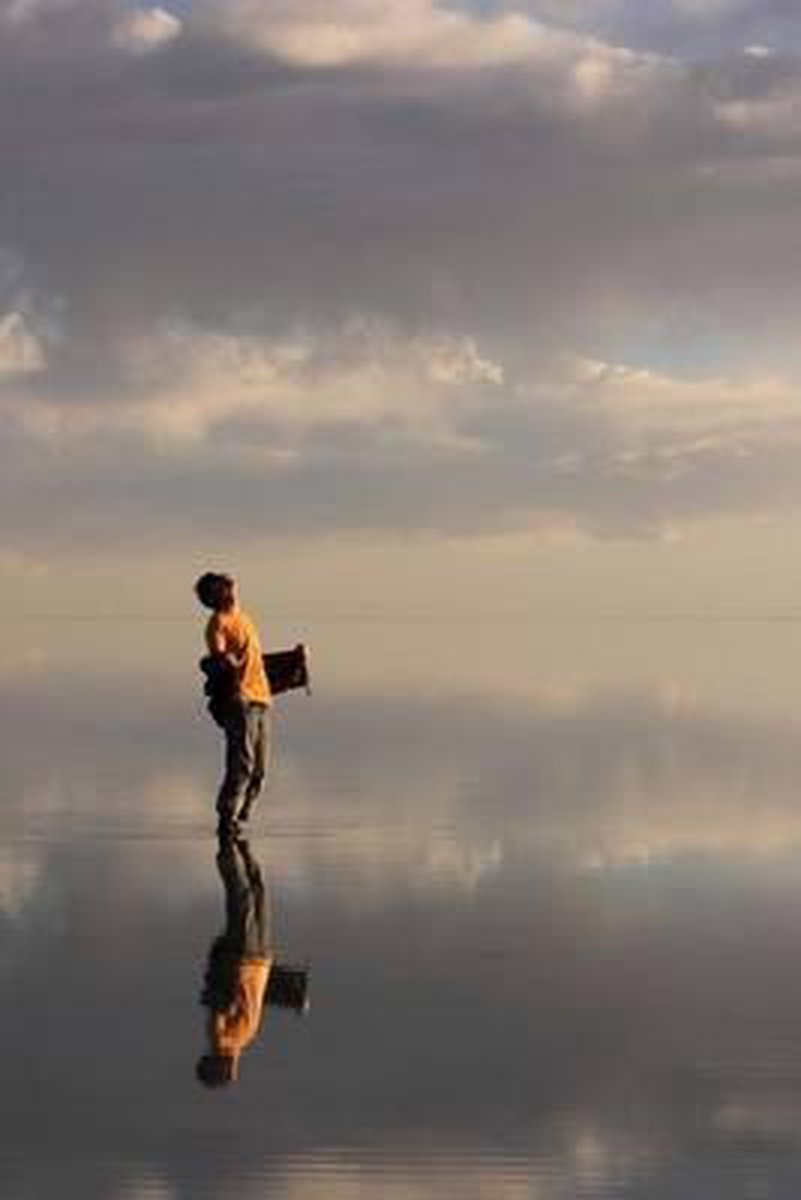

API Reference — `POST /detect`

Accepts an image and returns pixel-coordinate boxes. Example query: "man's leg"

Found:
[217,701,253,829]
[239,705,272,823]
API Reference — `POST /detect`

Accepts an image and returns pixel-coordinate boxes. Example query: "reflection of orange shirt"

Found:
[211,958,272,1059]
[205,608,271,705]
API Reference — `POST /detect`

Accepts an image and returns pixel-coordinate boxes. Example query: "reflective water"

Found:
[4,618,801,1197]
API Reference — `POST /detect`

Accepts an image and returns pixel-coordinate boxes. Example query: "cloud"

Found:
[111,6,181,54]
[284,686,801,872]
[5,664,801,1196]
[3,324,801,549]
[3,320,503,446]
[113,1182,176,1200]
[514,0,801,58]
[13,664,801,876]
[672,0,751,14]
[217,1,547,71]
[1,0,801,555]
[0,848,42,922]
[716,87,801,135]
[204,0,678,120]
[263,1135,656,1200]
[0,311,45,376]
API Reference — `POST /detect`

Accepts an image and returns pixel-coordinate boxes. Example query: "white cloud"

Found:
[30,328,801,465]
[111,6,181,53]
[264,1124,657,1200]
[0,0,59,24]
[203,0,676,116]
[263,1163,536,1200]
[214,0,549,70]
[568,354,801,437]
[715,83,801,137]
[581,804,801,872]
[0,311,45,376]
[424,336,503,386]
[714,1100,801,1139]
[672,0,751,14]
[0,848,42,921]
[113,1177,177,1200]
[9,320,504,446]
[8,329,801,544]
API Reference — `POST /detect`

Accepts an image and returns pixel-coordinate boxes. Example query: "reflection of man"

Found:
[196,835,272,1088]
[194,572,272,837]
[197,835,309,1089]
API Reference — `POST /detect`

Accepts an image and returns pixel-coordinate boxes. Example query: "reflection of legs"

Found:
[214,836,272,956]
[217,835,251,945]
[237,839,272,956]
[240,706,272,823]
[217,703,254,826]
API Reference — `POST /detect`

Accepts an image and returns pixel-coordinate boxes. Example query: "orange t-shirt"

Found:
[211,958,272,1059]
[205,608,271,705]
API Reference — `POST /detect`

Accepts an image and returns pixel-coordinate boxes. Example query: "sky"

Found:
[3,0,801,616]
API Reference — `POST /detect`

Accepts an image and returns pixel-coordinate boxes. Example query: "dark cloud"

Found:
[0,0,798,342]
[2,0,801,550]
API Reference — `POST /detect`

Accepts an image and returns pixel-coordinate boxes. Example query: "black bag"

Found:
[200,643,311,725]
[263,643,311,697]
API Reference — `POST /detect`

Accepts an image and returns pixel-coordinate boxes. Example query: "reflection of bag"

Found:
[200,643,311,725]
[265,961,310,1013]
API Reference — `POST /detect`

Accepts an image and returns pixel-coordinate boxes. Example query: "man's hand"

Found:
[207,629,244,670]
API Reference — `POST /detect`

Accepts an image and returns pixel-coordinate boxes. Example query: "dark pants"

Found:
[217,700,271,823]
[217,837,271,958]
[202,839,272,1010]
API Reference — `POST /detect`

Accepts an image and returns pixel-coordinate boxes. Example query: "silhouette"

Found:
[196,834,309,1088]
[195,571,311,837]
[194,572,272,838]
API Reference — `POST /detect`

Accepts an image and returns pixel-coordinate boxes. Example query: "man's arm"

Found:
[206,618,245,669]
[206,624,227,656]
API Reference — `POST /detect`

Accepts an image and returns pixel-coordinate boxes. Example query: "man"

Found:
[195,572,271,836]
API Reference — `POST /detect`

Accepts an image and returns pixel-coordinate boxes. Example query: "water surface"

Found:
[3,618,801,1198]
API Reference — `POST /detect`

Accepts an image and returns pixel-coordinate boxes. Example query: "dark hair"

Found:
[194,572,233,611]
[195,1054,236,1088]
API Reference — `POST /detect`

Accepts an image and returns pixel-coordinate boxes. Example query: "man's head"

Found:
[195,1053,238,1088]
[195,572,237,612]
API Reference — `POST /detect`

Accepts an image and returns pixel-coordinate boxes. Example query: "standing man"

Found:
[195,572,272,836]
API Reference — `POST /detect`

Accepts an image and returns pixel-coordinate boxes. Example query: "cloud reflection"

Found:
[2,661,801,1194]
[4,671,801,872]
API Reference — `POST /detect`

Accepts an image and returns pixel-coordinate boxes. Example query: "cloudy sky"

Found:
[3,0,801,615]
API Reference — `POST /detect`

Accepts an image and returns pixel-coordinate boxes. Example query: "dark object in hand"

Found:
[263,643,311,696]
[201,950,310,1016]
[200,643,311,726]
[265,962,310,1013]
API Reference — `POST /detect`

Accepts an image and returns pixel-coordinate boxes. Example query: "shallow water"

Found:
[4,618,801,1198]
